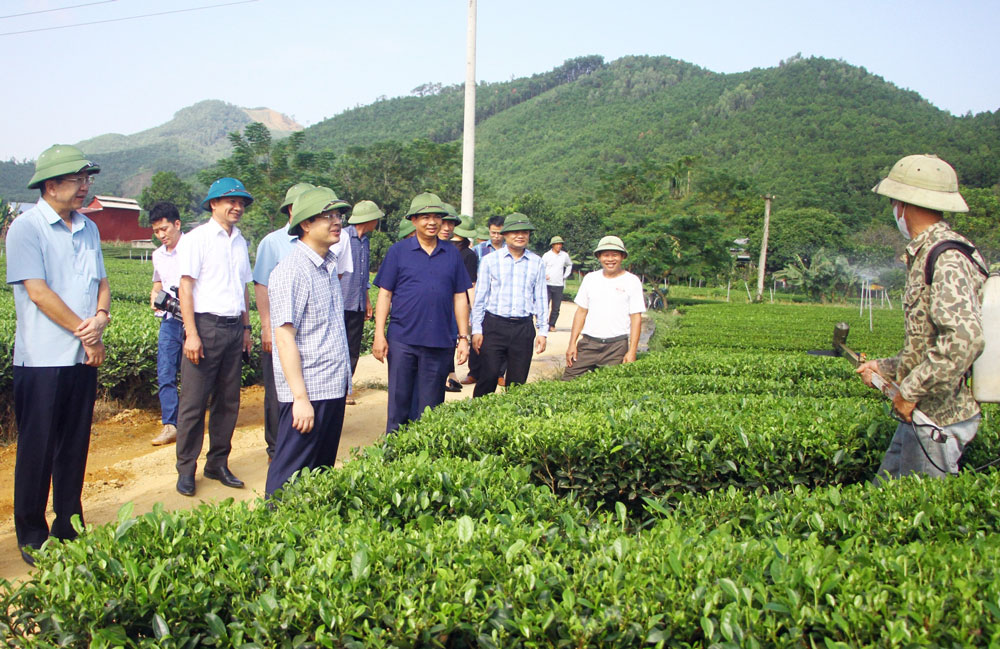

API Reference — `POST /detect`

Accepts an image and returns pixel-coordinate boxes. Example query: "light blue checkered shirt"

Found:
[267,241,351,402]
[471,246,549,336]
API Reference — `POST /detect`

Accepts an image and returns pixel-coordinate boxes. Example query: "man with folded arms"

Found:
[174,177,254,496]
[265,187,352,496]
[563,236,645,380]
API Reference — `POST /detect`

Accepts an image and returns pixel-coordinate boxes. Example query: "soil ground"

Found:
[0,304,587,583]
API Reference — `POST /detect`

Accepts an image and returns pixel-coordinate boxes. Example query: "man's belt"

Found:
[196,313,243,326]
[582,333,629,344]
[485,312,532,323]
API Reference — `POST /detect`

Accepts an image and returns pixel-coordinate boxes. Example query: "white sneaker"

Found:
[152,424,177,446]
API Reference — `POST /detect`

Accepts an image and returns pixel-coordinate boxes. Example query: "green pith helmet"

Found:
[476,225,489,241]
[398,216,416,238]
[593,235,628,258]
[289,187,343,236]
[454,215,476,239]
[549,236,564,246]
[406,192,448,218]
[279,182,316,215]
[441,202,461,222]
[500,212,535,233]
[872,154,968,213]
[28,144,100,189]
[349,199,385,224]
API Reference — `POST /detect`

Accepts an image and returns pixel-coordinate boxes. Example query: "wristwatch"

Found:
[97,308,111,321]
[457,334,470,342]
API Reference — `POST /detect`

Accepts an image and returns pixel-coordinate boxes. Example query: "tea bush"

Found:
[5,300,1000,647]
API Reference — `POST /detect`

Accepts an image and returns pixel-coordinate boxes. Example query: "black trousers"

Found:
[546,285,564,328]
[13,364,97,549]
[473,313,535,398]
[260,351,279,458]
[344,309,365,376]
[175,314,244,476]
[265,397,345,497]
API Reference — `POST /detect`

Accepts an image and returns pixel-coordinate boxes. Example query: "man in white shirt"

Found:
[542,236,573,331]
[148,202,184,446]
[563,236,645,380]
[174,177,255,497]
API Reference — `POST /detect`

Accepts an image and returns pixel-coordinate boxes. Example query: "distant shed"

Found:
[80,195,150,242]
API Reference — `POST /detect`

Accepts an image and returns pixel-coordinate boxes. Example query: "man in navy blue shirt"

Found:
[372,193,472,433]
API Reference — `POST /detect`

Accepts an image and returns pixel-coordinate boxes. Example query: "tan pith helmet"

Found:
[594,235,628,258]
[872,154,968,213]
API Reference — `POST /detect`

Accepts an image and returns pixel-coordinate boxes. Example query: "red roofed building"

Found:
[80,196,150,242]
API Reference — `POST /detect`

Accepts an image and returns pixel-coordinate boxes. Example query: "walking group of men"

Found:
[6,143,988,568]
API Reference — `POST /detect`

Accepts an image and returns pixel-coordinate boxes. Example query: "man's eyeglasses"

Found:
[60,174,96,188]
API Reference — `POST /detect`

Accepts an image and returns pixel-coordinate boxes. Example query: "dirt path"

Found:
[0,304,581,582]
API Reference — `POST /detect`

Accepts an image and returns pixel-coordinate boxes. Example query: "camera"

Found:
[153,286,182,320]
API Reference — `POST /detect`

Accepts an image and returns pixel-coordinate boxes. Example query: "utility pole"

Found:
[755,194,774,302]
[460,0,477,217]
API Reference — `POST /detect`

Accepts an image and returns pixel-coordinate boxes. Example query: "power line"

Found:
[0,0,119,21]
[0,0,258,37]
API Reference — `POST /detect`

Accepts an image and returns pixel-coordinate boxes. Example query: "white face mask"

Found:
[893,202,911,240]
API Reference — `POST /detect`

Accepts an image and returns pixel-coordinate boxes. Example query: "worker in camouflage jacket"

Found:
[857,154,988,480]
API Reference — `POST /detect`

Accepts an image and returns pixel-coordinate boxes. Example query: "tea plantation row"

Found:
[2,302,998,647]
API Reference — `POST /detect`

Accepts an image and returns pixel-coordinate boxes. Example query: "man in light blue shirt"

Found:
[471,213,548,398]
[6,144,109,565]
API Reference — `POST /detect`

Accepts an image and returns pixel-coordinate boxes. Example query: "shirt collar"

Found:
[206,217,241,240]
[500,246,532,262]
[905,221,948,260]
[294,239,336,269]
[38,199,85,233]
[407,236,444,256]
[160,232,183,256]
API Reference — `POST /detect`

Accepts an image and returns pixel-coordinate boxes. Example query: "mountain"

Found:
[304,55,1000,224]
[0,100,301,202]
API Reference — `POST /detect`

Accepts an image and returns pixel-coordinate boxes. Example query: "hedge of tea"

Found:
[3,301,999,647]
[3,454,999,647]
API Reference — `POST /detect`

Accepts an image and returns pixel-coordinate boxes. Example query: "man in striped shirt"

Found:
[471,213,548,397]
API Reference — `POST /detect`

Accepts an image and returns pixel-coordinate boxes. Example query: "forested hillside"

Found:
[0,100,299,201]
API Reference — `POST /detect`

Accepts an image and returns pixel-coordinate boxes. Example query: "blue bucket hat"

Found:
[201,177,254,212]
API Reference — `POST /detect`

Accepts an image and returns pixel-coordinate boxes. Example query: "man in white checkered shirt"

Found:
[265,187,352,497]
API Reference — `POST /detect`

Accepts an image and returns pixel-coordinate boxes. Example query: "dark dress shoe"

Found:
[176,474,196,497]
[204,466,244,488]
[20,546,37,567]
[445,378,462,392]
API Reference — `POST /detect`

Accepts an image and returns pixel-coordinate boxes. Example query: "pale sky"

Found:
[2,0,998,161]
